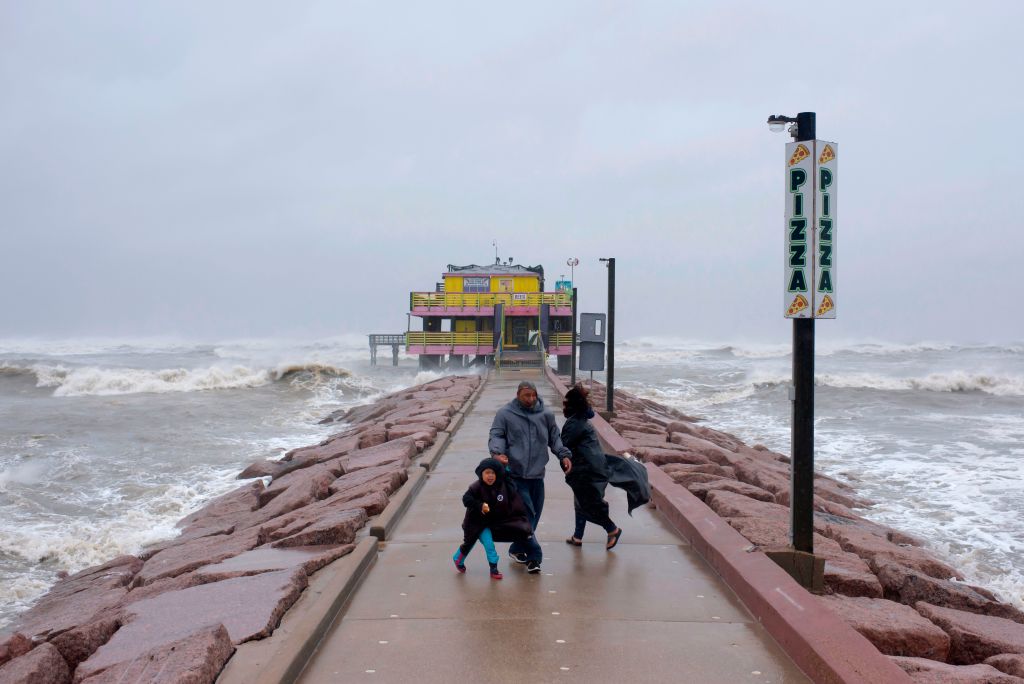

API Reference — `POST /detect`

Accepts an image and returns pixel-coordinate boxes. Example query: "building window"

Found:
[498,278,513,292]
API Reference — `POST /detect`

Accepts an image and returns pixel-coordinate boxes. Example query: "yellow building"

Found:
[406,261,573,369]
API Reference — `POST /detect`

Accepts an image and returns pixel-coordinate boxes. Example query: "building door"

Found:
[510,318,529,346]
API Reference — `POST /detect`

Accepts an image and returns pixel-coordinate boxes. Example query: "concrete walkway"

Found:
[298,373,809,683]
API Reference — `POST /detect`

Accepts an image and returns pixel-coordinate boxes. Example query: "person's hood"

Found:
[474,457,506,484]
[509,396,545,415]
[566,406,595,420]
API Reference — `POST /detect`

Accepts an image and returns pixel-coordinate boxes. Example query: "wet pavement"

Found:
[298,372,809,683]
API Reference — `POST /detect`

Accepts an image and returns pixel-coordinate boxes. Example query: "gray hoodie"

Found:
[488,397,571,480]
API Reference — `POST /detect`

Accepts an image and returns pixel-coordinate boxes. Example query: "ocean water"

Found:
[609,337,1024,610]
[1,336,1022,629]
[0,335,449,628]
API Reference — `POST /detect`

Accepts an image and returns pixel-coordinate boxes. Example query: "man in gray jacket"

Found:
[488,380,572,572]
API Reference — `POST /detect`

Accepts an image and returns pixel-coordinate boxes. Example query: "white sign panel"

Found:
[784,141,814,318]
[784,140,838,319]
[814,141,837,318]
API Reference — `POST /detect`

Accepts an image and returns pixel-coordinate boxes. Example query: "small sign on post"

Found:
[784,140,837,319]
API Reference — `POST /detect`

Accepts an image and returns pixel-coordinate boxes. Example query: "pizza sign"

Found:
[784,140,837,319]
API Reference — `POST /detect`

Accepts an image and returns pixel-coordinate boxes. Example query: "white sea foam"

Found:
[0,466,242,618]
[50,365,273,396]
[0,360,365,397]
[816,371,1024,396]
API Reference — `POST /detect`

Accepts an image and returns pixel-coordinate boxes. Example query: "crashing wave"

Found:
[0,360,356,397]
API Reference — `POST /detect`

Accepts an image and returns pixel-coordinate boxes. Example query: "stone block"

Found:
[818,595,950,660]
[77,624,234,684]
[77,569,307,680]
[917,602,1024,664]
[875,563,1024,624]
[0,643,70,684]
[890,656,1024,683]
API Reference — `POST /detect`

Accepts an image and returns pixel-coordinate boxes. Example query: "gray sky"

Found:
[2,2,1022,344]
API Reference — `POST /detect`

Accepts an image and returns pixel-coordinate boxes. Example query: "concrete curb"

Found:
[370,467,427,541]
[417,431,451,471]
[647,465,912,684]
[216,537,380,684]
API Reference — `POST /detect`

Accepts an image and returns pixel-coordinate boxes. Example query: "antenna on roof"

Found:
[492,239,498,264]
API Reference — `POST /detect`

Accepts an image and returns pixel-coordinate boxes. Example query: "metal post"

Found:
[570,287,578,387]
[605,258,615,414]
[791,111,816,554]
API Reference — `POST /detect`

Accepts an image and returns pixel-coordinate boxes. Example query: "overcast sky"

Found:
[2,2,1022,344]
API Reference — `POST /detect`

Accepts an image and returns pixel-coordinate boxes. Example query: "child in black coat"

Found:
[453,457,540,578]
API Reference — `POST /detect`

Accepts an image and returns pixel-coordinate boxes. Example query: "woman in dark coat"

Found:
[561,385,622,549]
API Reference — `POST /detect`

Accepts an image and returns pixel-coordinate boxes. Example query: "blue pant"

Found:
[509,477,544,562]
[459,528,499,565]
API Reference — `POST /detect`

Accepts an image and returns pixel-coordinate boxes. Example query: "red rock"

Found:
[269,509,368,548]
[667,432,736,465]
[357,426,388,449]
[176,482,263,538]
[725,516,883,598]
[726,516,843,555]
[687,479,776,503]
[77,623,234,684]
[890,656,1024,683]
[875,563,1024,624]
[619,431,670,448]
[0,633,32,667]
[77,569,307,681]
[49,616,120,671]
[723,453,791,497]
[705,490,789,521]
[916,602,1024,665]
[632,446,711,466]
[329,464,407,498]
[132,529,261,587]
[986,654,1024,678]
[390,410,450,429]
[277,435,359,473]
[666,471,723,487]
[250,467,335,522]
[0,642,70,684]
[258,462,343,508]
[320,400,396,426]
[826,524,962,581]
[343,438,416,472]
[195,545,355,579]
[236,460,281,480]
[818,595,950,660]
[823,552,885,598]
[386,425,438,443]
[609,419,665,435]
[659,463,737,479]
[667,421,742,452]
[13,556,141,640]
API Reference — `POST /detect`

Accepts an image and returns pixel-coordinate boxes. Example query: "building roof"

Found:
[445,263,545,278]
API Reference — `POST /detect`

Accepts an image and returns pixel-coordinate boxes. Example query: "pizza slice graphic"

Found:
[818,144,836,164]
[788,144,810,167]
[816,294,834,316]
[786,294,809,316]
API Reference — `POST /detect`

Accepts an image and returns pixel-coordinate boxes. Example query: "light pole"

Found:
[768,111,816,556]
[599,257,615,415]
[567,258,579,386]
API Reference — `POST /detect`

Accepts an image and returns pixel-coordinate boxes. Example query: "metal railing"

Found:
[548,332,574,347]
[409,291,571,309]
[405,332,493,347]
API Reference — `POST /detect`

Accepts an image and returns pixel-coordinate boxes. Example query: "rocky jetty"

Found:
[579,381,1024,683]
[0,375,481,684]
